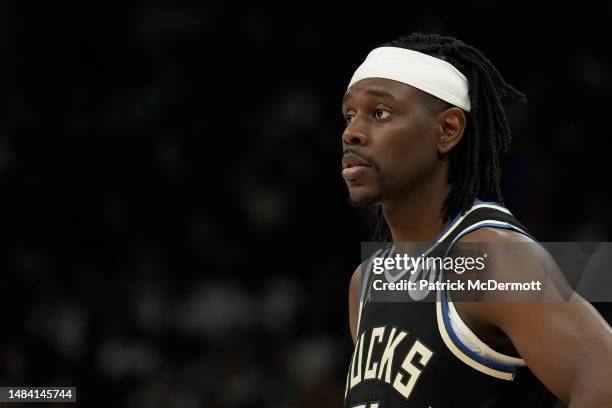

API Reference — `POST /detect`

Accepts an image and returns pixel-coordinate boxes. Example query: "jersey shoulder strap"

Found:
[442,201,535,245]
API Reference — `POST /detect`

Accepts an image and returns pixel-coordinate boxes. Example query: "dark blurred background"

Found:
[1,1,611,407]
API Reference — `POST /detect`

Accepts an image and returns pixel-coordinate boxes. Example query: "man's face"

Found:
[341,78,444,206]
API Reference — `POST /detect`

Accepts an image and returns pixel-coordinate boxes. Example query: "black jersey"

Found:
[344,201,560,408]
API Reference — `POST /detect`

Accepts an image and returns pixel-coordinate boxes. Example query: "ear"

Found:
[437,107,466,155]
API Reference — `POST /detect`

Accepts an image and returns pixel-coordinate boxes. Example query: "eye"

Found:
[344,111,355,123]
[373,108,390,120]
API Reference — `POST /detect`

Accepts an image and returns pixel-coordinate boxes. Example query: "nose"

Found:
[342,120,367,146]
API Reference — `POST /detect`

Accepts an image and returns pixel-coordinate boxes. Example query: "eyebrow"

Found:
[342,88,398,104]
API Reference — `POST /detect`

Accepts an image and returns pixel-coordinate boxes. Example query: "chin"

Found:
[347,186,382,207]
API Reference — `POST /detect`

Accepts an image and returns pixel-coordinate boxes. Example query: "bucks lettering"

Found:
[346,326,434,400]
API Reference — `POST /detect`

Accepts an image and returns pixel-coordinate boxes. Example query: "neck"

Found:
[381,177,451,244]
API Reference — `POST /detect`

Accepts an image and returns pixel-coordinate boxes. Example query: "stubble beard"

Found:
[347,171,388,208]
[348,191,383,208]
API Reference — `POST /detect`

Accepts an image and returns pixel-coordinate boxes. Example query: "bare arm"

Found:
[458,229,612,406]
[348,265,362,344]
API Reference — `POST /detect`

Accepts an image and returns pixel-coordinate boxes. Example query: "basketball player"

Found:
[342,33,612,407]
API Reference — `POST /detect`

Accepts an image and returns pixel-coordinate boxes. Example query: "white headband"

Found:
[348,47,471,112]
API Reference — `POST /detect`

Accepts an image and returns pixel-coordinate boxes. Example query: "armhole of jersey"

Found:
[355,248,382,336]
[355,265,366,336]
[436,219,534,381]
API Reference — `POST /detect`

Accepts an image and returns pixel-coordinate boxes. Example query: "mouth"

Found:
[341,152,372,180]
[342,164,371,180]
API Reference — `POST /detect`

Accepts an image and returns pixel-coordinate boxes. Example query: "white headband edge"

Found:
[348,47,471,112]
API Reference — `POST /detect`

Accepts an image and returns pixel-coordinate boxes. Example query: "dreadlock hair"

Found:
[372,33,526,242]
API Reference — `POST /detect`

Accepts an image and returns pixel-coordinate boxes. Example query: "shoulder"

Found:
[456,226,563,291]
[457,226,553,274]
[457,225,533,244]
[349,264,363,303]
[351,263,363,282]
[454,226,571,322]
